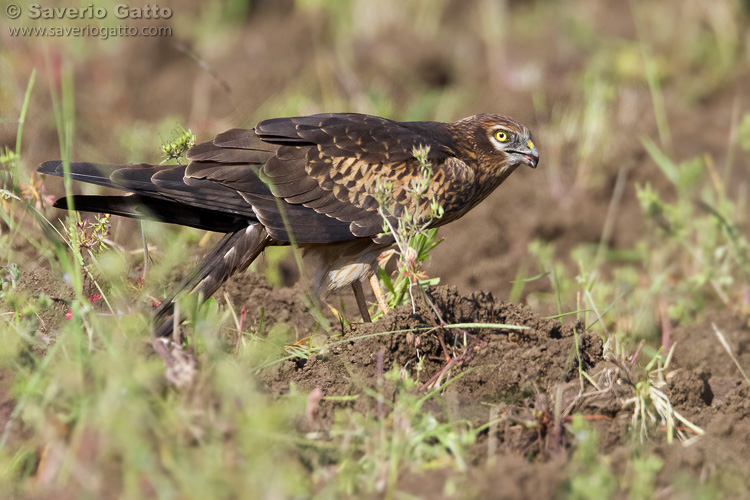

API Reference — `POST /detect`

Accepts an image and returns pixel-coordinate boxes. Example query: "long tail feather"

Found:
[54,194,246,232]
[38,161,147,189]
[154,224,270,337]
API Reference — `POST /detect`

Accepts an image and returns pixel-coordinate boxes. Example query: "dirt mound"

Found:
[261,286,601,428]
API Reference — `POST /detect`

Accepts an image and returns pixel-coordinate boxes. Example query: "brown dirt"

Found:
[261,286,595,425]
[218,271,321,339]
[253,284,750,497]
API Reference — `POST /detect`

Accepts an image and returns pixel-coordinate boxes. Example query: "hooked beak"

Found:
[510,139,538,169]
[509,148,539,169]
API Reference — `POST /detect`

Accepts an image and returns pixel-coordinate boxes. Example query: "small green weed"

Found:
[160,126,196,165]
[374,145,444,314]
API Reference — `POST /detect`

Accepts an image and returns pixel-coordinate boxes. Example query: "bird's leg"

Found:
[369,274,390,316]
[351,280,372,323]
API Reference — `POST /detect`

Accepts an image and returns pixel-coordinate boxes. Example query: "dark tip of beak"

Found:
[509,148,539,169]
[520,151,539,169]
[527,153,539,169]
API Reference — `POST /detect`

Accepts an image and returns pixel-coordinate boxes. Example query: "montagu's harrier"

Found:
[39,113,538,336]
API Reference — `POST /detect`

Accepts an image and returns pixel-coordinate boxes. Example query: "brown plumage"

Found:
[38,112,538,336]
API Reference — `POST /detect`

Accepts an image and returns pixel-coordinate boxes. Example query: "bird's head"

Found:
[456,114,539,171]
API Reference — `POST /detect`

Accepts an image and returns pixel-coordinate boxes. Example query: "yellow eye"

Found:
[494,130,509,142]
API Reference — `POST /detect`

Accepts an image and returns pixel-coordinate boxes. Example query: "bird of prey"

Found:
[38,113,538,336]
